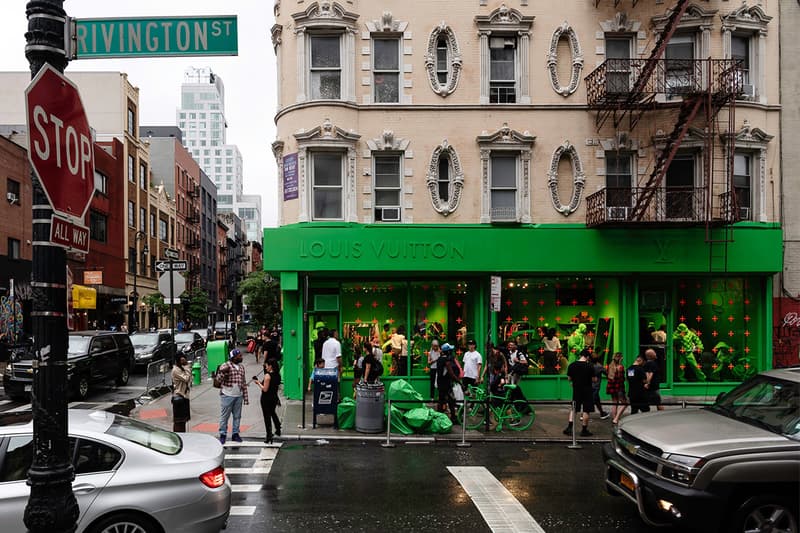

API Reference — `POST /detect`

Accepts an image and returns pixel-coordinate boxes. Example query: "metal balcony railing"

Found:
[585,58,743,108]
[586,187,716,226]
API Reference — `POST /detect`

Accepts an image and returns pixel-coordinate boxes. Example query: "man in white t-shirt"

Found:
[462,339,483,389]
[321,329,342,379]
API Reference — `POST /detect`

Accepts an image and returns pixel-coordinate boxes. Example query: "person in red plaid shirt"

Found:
[217,349,249,444]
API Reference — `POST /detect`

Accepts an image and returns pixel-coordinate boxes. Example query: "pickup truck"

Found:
[604,367,799,533]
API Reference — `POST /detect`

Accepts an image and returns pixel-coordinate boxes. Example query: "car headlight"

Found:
[661,454,704,485]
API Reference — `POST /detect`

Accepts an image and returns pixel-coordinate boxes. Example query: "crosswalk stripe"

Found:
[448,466,546,533]
[229,506,256,516]
[0,400,13,406]
[5,403,32,413]
[224,454,261,460]
[223,441,282,448]
[231,484,262,492]
[225,467,271,474]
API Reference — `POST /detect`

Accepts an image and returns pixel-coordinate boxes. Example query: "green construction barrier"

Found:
[207,340,229,375]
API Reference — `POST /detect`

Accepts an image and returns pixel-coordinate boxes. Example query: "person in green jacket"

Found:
[567,323,587,364]
[673,323,706,381]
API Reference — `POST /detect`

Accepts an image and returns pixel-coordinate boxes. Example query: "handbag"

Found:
[452,383,464,403]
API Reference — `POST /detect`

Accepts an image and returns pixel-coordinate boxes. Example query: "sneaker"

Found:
[562,425,573,436]
[275,428,281,437]
[231,433,243,443]
[600,412,610,420]
[219,434,227,444]
[580,428,593,437]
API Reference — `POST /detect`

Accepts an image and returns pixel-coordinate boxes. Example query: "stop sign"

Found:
[25,64,95,221]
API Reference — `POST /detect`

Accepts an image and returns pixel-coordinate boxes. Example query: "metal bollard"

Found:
[381,397,396,448]
[567,401,582,450]
[457,395,471,448]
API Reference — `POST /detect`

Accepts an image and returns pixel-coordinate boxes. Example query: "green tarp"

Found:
[337,397,356,429]
[387,379,424,410]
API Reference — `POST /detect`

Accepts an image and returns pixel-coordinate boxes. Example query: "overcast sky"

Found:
[0,0,279,226]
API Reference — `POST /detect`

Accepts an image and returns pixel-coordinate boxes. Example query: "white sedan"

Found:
[0,409,231,533]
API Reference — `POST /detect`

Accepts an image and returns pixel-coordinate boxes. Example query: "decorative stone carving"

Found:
[365,11,408,33]
[721,3,772,32]
[271,25,283,52]
[426,140,464,216]
[365,130,410,152]
[292,1,359,29]
[425,22,462,97]
[652,3,717,33]
[547,22,583,97]
[599,12,640,33]
[547,141,586,216]
[475,4,534,30]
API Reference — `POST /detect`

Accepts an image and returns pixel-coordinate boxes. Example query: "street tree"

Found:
[142,293,168,324]
[186,287,210,326]
[237,272,281,330]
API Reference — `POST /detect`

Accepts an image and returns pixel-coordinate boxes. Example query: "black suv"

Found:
[129,331,175,367]
[2,331,134,401]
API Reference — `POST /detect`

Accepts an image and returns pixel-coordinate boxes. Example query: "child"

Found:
[307,358,325,392]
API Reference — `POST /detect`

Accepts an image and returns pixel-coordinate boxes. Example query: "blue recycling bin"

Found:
[312,368,339,429]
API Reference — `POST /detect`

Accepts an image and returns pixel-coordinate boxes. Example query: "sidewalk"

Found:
[128,355,705,443]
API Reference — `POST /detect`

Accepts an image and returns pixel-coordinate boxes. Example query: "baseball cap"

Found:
[467,339,476,345]
[441,343,454,352]
[229,348,241,359]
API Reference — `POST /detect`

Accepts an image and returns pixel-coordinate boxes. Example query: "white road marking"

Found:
[225,467,271,474]
[0,400,13,406]
[223,441,283,448]
[448,466,546,533]
[231,484,263,493]
[5,403,32,412]
[229,506,256,516]
[224,454,261,460]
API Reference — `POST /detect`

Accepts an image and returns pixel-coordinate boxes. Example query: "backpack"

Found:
[368,358,383,381]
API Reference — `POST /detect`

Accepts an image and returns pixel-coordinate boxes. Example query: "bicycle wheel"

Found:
[459,401,487,430]
[507,400,535,431]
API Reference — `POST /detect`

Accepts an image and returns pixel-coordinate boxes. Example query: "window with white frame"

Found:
[310,35,341,100]
[605,153,633,209]
[438,154,451,202]
[373,38,400,103]
[373,155,401,222]
[490,154,517,222]
[731,36,750,85]
[665,35,696,96]
[476,7,533,105]
[139,162,147,190]
[139,207,146,232]
[128,155,135,182]
[605,37,633,94]
[489,37,517,103]
[128,201,135,227]
[436,37,448,84]
[733,152,752,220]
[94,171,107,195]
[665,154,697,219]
[721,5,771,103]
[311,152,343,220]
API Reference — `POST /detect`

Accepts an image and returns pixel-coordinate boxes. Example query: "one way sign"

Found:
[155,260,188,272]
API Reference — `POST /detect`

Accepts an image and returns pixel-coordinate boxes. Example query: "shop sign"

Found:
[83,270,103,285]
[773,298,800,368]
[490,276,502,312]
[283,153,298,201]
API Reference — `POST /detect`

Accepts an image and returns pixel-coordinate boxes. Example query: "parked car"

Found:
[190,328,209,345]
[130,331,175,368]
[0,409,230,533]
[212,321,232,340]
[604,367,800,532]
[3,331,134,401]
[175,332,206,361]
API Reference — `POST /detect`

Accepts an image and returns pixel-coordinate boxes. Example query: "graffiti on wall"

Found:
[773,298,800,368]
[0,295,23,340]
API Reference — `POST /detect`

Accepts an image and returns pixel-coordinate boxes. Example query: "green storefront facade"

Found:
[263,223,782,402]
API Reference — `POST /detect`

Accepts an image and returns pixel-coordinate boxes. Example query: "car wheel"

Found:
[74,375,90,401]
[87,512,161,533]
[732,495,798,533]
[115,365,130,386]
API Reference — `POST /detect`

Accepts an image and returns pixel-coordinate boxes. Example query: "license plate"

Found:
[620,472,636,492]
[24,385,32,392]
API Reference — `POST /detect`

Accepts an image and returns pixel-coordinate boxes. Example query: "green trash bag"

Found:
[387,379,424,410]
[403,407,433,431]
[385,404,414,435]
[427,410,453,434]
[337,397,356,430]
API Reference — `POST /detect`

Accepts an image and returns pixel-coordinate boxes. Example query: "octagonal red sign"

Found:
[25,64,95,221]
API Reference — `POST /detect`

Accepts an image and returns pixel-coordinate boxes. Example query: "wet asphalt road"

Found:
[230,441,684,533]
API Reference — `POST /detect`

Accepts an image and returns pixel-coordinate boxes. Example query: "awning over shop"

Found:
[72,284,97,309]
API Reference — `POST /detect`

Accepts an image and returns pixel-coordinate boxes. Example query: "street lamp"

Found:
[130,230,146,332]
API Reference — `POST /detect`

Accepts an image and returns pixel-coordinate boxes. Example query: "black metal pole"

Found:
[131,249,138,332]
[24,1,79,532]
[169,261,175,363]
[301,274,308,429]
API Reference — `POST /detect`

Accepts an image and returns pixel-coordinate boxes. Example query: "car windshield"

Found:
[106,415,182,455]
[68,336,91,355]
[130,333,159,347]
[175,333,195,343]
[711,376,800,438]
[214,322,227,330]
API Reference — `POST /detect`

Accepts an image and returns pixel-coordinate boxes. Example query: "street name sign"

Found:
[50,214,90,254]
[70,16,238,59]
[158,271,186,300]
[155,260,188,272]
[25,64,96,222]
[163,248,179,260]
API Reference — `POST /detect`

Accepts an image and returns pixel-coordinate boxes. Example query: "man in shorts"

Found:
[564,348,594,437]
[643,348,664,411]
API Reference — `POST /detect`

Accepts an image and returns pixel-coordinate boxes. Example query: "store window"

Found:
[373,38,400,103]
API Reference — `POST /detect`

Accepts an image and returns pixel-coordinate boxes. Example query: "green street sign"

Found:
[71,16,238,59]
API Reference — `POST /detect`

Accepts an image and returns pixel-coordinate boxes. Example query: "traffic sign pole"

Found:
[169,262,176,364]
[24,1,79,532]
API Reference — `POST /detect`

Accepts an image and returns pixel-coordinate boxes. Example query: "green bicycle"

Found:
[458,384,535,431]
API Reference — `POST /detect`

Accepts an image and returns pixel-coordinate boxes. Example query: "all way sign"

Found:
[70,15,238,59]
[50,214,89,253]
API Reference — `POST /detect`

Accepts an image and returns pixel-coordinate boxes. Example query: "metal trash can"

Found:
[356,382,385,433]
[312,368,339,429]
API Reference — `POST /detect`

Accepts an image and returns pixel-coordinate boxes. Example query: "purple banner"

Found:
[283,153,298,201]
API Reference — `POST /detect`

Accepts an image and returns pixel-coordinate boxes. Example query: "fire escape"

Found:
[585,0,744,269]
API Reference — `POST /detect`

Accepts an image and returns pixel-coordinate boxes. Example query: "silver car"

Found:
[0,409,231,533]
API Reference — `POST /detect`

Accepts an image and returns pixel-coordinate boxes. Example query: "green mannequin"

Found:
[672,323,706,381]
[567,323,587,364]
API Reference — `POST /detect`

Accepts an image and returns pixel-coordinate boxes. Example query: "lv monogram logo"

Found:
[654,240,673,263]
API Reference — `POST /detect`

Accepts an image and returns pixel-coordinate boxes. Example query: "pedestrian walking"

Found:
[321,328,343,380]
[606,352,628,424]
[461,339,483,390]
[506,341,528,385]
[216,348,249,444]
[171,354,192,432]
[564,348,594,437]
[253,358,282,444]
[591,352,610,419]
[427,339,442,400]
[436,343,461,423]
[626,355,650,414]
[643,348,664,411]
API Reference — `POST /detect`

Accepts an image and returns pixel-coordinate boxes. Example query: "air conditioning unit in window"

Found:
[6,192,18,204]
[378,207,400,222]
[606,206,630,221]
[741,84,756,100]
[738,206,751,221]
